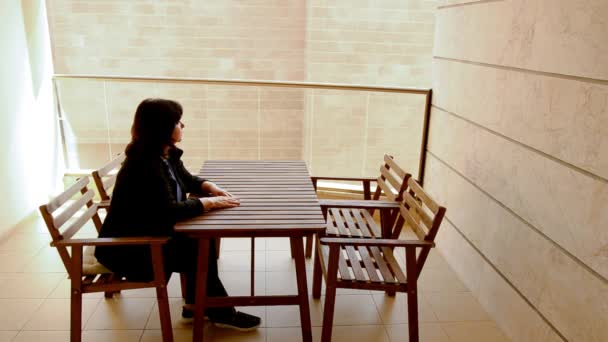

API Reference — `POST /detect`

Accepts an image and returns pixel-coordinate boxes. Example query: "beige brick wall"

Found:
[429,0,608,341]
[47,0,435,178]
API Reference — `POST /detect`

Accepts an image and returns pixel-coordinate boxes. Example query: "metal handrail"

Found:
[53,74,430,95]
[53,74,432,184]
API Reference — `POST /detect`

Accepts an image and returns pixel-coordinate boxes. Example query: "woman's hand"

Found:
[202,181,233,197]
[200,196,240,210]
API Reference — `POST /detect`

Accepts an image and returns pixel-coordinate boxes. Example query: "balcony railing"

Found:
[53,75,431,187]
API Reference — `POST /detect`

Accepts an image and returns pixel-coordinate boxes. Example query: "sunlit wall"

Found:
[0,0,62,237]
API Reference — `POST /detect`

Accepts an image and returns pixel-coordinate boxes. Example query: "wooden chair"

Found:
[39,177,174,342]
[312,177,446,342]
[305,154,411,257]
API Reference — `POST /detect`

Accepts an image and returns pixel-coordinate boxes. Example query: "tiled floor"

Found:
[0,214,511,342]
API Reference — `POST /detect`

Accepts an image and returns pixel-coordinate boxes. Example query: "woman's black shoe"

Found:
[211,311,261,331]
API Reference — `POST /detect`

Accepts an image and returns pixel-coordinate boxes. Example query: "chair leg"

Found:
[406,248,419,342]
[150,244,174,342]
[180,273,187,300]
[312,239,322,299]
[321,245,340,342]
[70,247,83,342]
[156,285,174,342]
[215,237,221,259]
[70,291,82,342]
[305,233,313,258]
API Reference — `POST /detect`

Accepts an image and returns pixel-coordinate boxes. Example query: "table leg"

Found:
[290,236,312,342]
[193,238,211,342]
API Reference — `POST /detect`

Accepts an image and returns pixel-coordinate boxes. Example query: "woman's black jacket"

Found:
[95,147,206,280]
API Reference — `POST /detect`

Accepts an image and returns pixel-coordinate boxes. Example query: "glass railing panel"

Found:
[53,76,430,187]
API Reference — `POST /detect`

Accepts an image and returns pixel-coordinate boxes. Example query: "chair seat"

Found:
[325,207,382,238]
[83,246,112,275]
[316,236,407,289]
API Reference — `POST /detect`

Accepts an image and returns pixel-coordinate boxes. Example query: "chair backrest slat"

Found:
[383,154,406,179]
[407,177,440,215]
[53,189,94,229]
[97,152,125,177]
[39,176,103,277]
[397,178,447,275]
[46,177,89,213]
[376,179,397,201]
[379,165,404,195]
[402,193,433,233]
[371,154,411,202]
[60,202,98,241]
[399,205,427,240]
[93,152,125,201]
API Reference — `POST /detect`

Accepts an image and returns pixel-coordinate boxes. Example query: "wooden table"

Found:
[174,160,326,342]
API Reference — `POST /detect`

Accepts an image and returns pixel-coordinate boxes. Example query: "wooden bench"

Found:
[312,177,446,342]
[39,176,173,342]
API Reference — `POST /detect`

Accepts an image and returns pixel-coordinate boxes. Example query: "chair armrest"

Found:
[319,199,400,210]
[311,176,377,182]
[53,236,170,247]
[320,237,434,248]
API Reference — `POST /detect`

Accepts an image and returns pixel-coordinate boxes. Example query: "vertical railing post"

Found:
[418,89,432,186]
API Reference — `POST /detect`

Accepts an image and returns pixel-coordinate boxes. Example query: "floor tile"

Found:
[206,326,266,342]
[330,294,383,326]
[221,237,265,252]
[85,297,156,330]
[265,237,291,251]
[141,328,207,342]
[372,293,438,324]
[267,327,323,342]
[419,267,469,293]
[219,271,266,296]
[218,251,266,272]
[22,247,65,273]
[83,329,144,342]
[385,323,450,342]
[0,298,43,330]
[426,292,490,322]
[13,330,69,342]
[266,297,323,327]
[330,325,390,342]
[0,231,48,253]
[23,298,100,330]
[0,272,64,298]
[441,321,511,342]
[0,331,18,342]
[0,251,38,273]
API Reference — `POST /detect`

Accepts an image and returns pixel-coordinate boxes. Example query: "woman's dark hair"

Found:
[125,98,183,158]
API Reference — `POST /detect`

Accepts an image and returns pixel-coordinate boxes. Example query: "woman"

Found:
[95,98,261,331]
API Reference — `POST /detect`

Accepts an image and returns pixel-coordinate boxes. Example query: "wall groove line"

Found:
[434,56,608,85]
[440,215,568,342]
[437,0,505,10]
[426,150,608,286]
[431,104,608,184]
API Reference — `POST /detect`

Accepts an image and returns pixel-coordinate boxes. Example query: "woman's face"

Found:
[171,120,184,144]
